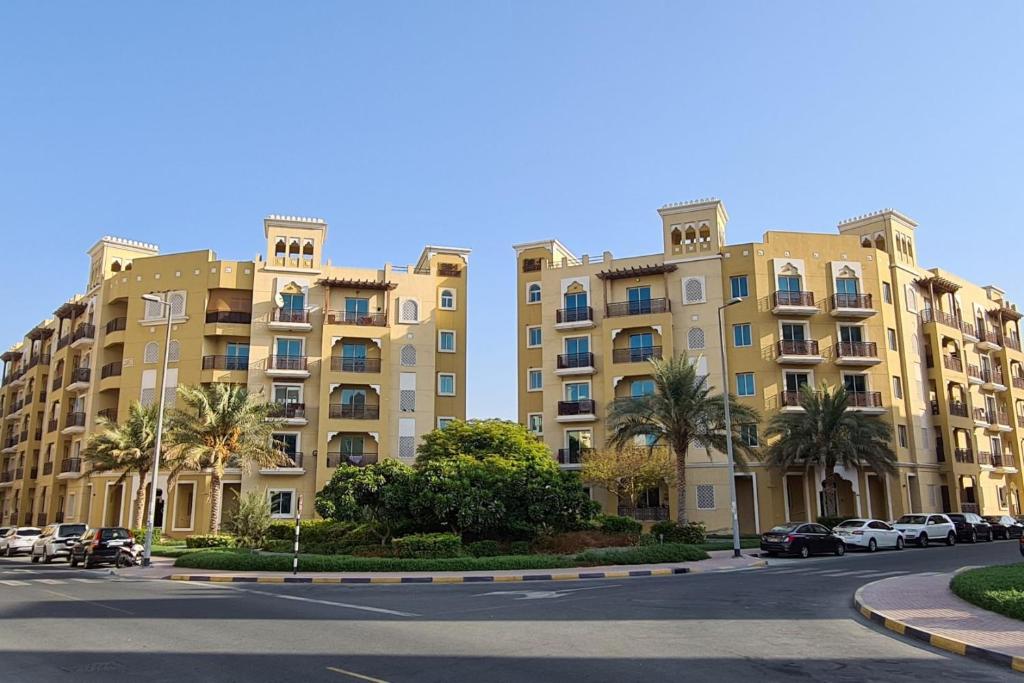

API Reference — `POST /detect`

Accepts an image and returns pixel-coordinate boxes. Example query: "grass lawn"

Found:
[950,563,1024,621]
[697,538,761,551]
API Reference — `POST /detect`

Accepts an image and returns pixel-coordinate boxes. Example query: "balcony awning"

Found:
[596,263,678,280]
[914,275,960,295]
[997,306,1022,322]
[316,278,397,291]
[53,301,87,319]
[26,325,54,341]
[0,350,22,362]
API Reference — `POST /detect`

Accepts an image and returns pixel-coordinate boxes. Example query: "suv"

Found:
[0,527,43,556]
[892,513,956,547]
[29,523,88,563]
[947,513,993,543]
[69,527,133,568]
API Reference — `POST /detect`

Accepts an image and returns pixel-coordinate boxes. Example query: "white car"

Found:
[892,513,956,547]
[29,522,88,563]
[832,518,905,551]
[0,527,42,556]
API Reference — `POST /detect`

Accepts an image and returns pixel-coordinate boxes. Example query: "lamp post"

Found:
[140,293,173,567]
[718,296,744,559]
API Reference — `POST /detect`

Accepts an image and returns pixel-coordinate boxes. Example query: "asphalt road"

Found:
[0,540,1021,682]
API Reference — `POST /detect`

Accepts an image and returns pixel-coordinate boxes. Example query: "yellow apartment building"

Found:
[0,216,469,536]
[515,199,1023,533]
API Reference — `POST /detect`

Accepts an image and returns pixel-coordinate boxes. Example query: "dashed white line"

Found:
[0,579,29,586]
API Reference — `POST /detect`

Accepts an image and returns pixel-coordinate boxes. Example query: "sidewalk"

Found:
[117,549,765,585]
[854,570,1024,673]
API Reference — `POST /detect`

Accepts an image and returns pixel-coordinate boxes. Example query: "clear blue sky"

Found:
[1,2,1022,419]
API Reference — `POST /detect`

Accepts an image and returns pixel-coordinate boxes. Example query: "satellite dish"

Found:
[274,292,284,308]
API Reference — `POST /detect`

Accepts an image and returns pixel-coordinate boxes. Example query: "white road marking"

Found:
[181,581,419,617]
[475,585,620,601]
[0,579,29,586]
[327,666,391,683]
[36,578,65,584]
[70,578,101,583]
[39,589,136,615]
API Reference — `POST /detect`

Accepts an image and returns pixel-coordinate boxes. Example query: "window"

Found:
[280,292,304,312]
[268,490,294,518]
[843,374,867,394]
[345,297,369,319]
[997,486,1008,509]
[527,283,541,303]
[273,384,301,405]
[439,330,456,352]
[882,282,892,304]
[167,340,180,363]
[439,289,455,310]
[399,298,419,323]
[144,296,164,320]
[438,373,455,396]
[736,372,755,397]
[437,417,454,430]
[528,369,542,391]
[892,376,903,399]
[777,274,802,293]
[565,382,590,401]
[169,292,186,317]
[272,433,298,457]
[687,327,705,350]
[143,342,159,364]
[399,436,416,458]
[835,278,859,297]
[527,413,543,434]
[226,342,249,370]
[627,286,652,314]
[733,323,752,348]
[739,424,759,447]
[887,329,898,351]
[682,277,705,304]
[696,484,715,510]
[527,326,542,348]
[897,424,908,448]
[730,275,749,299]
[400,344,416,366]
[631,379,655,398]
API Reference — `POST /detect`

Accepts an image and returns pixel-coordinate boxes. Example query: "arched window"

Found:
[861,237,872,248]
[683,277,705,304]
[124,261,132,271]
[144,342,159,364]
[687,327,705,350]
[698,226,711,244]
[169,292,186,317]
[302,239,314,263]
[400,299,419,323]
[111,260,122,273]
[671,228,682,246]
[167,340,180,363]
[288,239,300,257]
[874,235,886,250]
[905,285,918,313]
[274,239,286,259]
[400,344,417,366]
[439,289,455,310]
[684,227,697,245]
[527,283,541,303]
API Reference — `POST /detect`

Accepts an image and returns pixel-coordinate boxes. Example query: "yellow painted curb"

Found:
[256,577,284,584]
[930,634,967,656]
[369,577,401,584]
[494,575,521,582]
[208,576,235,583]
[312,577,338,584]
[430,576,464,584]
[603,571,630,578]
[1012,657,1024,673]
[551,574,580,581]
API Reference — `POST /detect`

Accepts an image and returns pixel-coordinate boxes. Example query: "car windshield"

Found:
[100,528,131,540]
[59,524,86,536]
[836,520,866,528]
[896,515,927,524]
[947,514,965,522]
[16,529,41,536]
[984,516,1002,523]
[768,524,800,533]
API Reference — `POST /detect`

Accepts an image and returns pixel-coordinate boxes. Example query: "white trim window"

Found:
[527,326,542,348]
[268,489,295,519]
[438,373,456,396]
[682,277,706,305]
[439,288,456,311]
[527,413,543,435]
[439,330,456,353]
[437,416,455,430]
[399,298,420,324]
[527,368,542,391]
[527,283,541,304]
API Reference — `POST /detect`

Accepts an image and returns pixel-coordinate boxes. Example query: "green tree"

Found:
[415,419,553,465]
[581,445,677,510]
[165,384,286,534]
[315,459,417,543]
[764,384,896,516]
[81,402,162,529]
[228,490,273,549]
[605,356,760,523]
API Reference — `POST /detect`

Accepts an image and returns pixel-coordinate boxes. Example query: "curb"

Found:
[167,559,767,585]
[853,578,1024,674]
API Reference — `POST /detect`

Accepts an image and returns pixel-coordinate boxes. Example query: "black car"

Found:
[760,522,846,558]
[984,516,1024,540]
[69,527,133,568]
[946,513,993,543]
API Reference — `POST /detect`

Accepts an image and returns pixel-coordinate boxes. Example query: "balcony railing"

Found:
[0,471,12,483]
[522,259,542,272]
[51,375,62,391]
[3,435,18,449]
[556,307,593,324]
[328,404,380,420]
[556,352,595,369]
[1005,336,1022,351]
[438,263,462,277]
[836,341,877,358]
[274,452,304,468]
[270,402,306,420]
[981,367,1005,385]
[978,330,1004,346]
[13,467,23,480]
[42,461,53,476]
[847,391,883,408]
[330,357,382,373]
[56,334,71,350]
[557,448,591,465]
[202,355,249,371]
[105,317,127,334]
[72,323,96,342]
[69,367,91,384]
[777,339,820,356]
[954,448,974,463]
[205,311,252,324]
[36,513,46,526]
[59,457,82,474]
[977,451,992,466]
[267,355,307,371]
[920,308,960,328]
[612,346,662,364]
[326,451,379,467]
[943,355,964,373]
[27,353,50,369]
[772,291,815,308]
[47,418,58,432]
[618,506,670,521]
[967,365,983,382]
[271,308,310,324]
[65,412,87,428]
[325,311,388,326]
[961,502,980,514]
[1013,376,1024,390]
[557,399,596,416]
[97,409,117,422]
[832,293,872,310]
[948,401,969,418]
[780,390,807,407]
[988,409,1010,426]
[960,321,977,338]
[100,362,122,379]
[605,298,670,318]
[992,452,1016,468]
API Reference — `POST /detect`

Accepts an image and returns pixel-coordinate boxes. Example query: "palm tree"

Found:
[164,383,286,534]
[763,384,896,516]
[606,355,760,523]
[81,402,161,529]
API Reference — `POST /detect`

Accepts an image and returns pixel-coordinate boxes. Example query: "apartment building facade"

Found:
[516,199,1023,533]
[0,216,469,536]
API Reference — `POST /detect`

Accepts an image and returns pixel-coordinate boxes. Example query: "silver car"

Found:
[30,523,88,563]
[0,527,42,556]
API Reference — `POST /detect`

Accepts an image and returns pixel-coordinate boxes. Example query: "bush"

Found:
[229,491,273,549]
[131,527,161,545]
[392,532,464,559]
[650,521,707,545]
[185,534,235,548]
[467,540,502,557]
[816,516,848,530]
[950,564,1024,621]
[532,530,637,555]
[575,543,709,566]
[638,533,658,546]
[509,541,531,555]
[595,515,642,536]
[267,520,358,543]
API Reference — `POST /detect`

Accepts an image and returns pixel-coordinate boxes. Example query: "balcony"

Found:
[14,467,23,480]
[920,308,961,330]
[205,311,252,325]
[976,330,1003,352]
[942,355,964,374]
[62,411,87,435]
[202,355,249,371]
[66,367,91,392]
[328,357,380,374]
[58,457,84,478]
[42,461,53,476]
[97,408,117,422]
[555,306,595,330]
[991,452,1017,470]
[556,399,596,423]
[973,407,990,427]
[771,291,817,316]
[830,293,874,318]
[26,353,51,370]
[268,308,313,332]
[51,375,62,391]
[775,339,822,365]
[35,513,46,526]
[105,316,127,335]
[265,355,310,379]
[947,401,970,418]
[522,258,542,273]
[260,452,306,475]
[954,448,974,464]
[555,352,596,376]
[977,451,992,466]
[967,364,984,386]
[47,418,58,433]
[834,341,880,366]
[100,362,122,380]
[556,448,590,468]
[325,311,388,327]
[0,471,12,485]
[1,435,17,452]
[70,323,96,349]
[618,506,670,521]
[981,367,1007,392]
[612,346,662,364]
[780,391,807,412]
[56,334,71,351]
[846,391,884,414]
[269,402,308,425]
[326,451,379,468]
[1013,376,1024,390]
[328,404,380,420]
[438,263,462,277]
[604,298,670,318]
[1005,336,1022,352]
[986,409,1012,432]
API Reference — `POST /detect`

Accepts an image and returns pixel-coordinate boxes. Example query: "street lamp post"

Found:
[141,293,173,567]
[718,296,744,559]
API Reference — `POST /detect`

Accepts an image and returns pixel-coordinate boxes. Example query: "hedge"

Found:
[392,533,464,559]
[950,564,1024,621]
[266,520,360,543]
[174,542,710,572]
[650,521,707,545]
[595,515,642,536]
[185,534,235,548]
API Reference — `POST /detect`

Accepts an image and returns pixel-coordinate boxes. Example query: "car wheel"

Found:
[946,532,956,546]
[30,554,39,564]
[764,551,778,557]
[69,555,79,568]
[896,537,905,550]
[918,533,929,547]
[835,542,846,557]
[799,545,810,559]
[43,552,52,564]
[867,538,877,553]
[4,546,12,557]
[969,530,977,544]
[84,558,95,569]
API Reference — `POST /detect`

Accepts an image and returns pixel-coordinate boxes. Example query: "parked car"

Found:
[69,527,133,568]
[892,513,956,547]
[832,518,905,552]
[760,522,846,558]
[985,516,1024,540]
[29,523,88,563]
[947,513,993,543]
[0,527,42,556]
[1020,534,1024,558]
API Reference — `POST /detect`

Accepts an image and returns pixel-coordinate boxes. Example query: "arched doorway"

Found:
[821,473,856,518]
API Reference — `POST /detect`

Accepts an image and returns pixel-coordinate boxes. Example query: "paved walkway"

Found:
[855,570,1024,673]
[118,549,765,584]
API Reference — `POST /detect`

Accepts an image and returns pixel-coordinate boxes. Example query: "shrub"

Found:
[392,532,464,559]
[467,540,502,557]
[229,491,273,549]
[650,521,707,545]
[638,533,658,546]
[816,516,848,530]
[532,530,636,555]
[185,534,235,548]
[267,520,358,543]
[131,527,161,545]
[575,543,709,566]
[509,540,531,555]
[595,515,642,536]
[951,564,1024,622]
